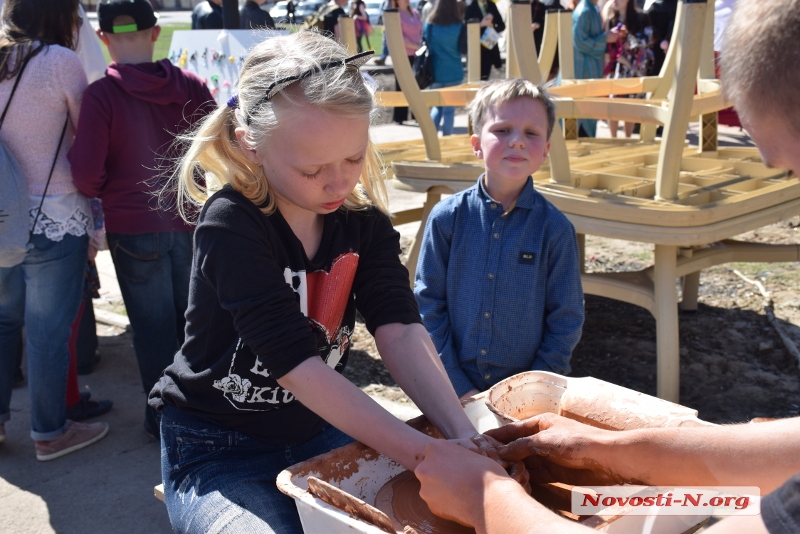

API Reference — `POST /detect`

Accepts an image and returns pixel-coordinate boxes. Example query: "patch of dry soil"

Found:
[345,219,800,424]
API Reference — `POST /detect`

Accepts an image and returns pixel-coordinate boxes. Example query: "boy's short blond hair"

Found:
[467,78,556,139]
[721,0,800,131]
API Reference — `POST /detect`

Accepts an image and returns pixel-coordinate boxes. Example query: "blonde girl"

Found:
[150,31,487,533]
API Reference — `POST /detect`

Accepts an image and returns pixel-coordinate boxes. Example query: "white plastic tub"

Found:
[277,372,713,533]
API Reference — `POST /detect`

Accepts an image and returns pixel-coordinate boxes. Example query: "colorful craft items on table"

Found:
[178,49,188,68]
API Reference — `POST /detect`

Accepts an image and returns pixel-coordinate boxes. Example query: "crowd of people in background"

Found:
[184,0,677,140]
[369,0,673,136]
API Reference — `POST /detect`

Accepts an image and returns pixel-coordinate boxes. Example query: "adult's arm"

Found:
[572,8,606,56]
[488,2,505,33]
[59,49,88,134]
[68,89,109,199]
[414,205,479,397]
[416,439,588,533]
[533,222,583,375]
[490,413,800,494]
[416,439,771,534]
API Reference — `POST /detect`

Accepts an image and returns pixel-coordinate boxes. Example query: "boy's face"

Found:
[471,97,551,186]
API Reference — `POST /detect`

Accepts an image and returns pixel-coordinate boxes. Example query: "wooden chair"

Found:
[506,0,800,402]
[380,9,489,282]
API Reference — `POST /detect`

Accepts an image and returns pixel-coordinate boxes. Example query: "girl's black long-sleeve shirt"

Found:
[149,186,421,444]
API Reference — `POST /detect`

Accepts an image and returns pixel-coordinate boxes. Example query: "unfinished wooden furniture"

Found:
[380,9,489,281]
[508,0,800,403]
[383,0,800,403]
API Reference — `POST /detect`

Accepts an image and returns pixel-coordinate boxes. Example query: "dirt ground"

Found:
[343,219,800,425]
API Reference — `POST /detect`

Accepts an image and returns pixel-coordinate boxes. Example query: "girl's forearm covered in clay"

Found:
[375,322,478,440]
[277,356,434,469]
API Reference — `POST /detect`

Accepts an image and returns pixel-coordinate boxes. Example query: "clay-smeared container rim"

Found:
[485,371,569,424]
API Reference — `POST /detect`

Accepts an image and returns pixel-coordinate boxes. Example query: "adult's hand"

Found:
[416,440,582,534]
[415,439,514,528]
[486,413,631,486]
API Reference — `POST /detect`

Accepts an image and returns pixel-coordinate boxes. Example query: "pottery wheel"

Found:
[374,470,474,534]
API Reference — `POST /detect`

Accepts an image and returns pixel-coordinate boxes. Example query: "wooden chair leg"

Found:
[405,191,442,286]
[680,271,701,311]
[654,244,680,403]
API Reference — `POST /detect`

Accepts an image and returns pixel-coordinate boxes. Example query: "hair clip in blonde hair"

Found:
[245,50,373,125]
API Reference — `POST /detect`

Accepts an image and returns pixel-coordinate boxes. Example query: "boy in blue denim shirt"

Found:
[414,78,584,398]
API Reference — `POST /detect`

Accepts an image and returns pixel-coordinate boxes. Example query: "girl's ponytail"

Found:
[175,104,268,222]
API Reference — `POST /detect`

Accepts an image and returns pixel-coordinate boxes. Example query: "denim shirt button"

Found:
[487,273,494,279]
[490,203,497,209]
[484,312,491,318]
[480,348,487,355]
[493,233,500,239]
[484,373,491,380]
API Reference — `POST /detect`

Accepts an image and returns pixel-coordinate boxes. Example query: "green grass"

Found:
[361,26,384,57]
[99,23,192,64]
[155,23,192,61]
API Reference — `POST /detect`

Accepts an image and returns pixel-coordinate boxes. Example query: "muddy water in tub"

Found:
[375,470,474,534]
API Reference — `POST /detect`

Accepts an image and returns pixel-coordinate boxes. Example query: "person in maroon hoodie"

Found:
[68,0,215,439]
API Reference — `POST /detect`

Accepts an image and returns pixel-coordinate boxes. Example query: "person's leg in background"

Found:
[107,231,186,439]
[77,260,101,374]
[375,30,389,64]
[480,47,492,80]
[429,81,459,135]
[22,233,108,460]
[0,262,26,442]
[65,283,112,421]
[170,231,193,348]
[65,301,85,409]
[429,82,445,132]
[392,55,416,124]
[13,332,24,387]
[24,234,86,439]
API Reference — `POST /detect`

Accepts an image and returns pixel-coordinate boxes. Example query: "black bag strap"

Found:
[29,115,69,241]
[0,43,44,132]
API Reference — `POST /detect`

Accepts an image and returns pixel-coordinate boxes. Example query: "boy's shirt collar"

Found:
[476,173,536,214]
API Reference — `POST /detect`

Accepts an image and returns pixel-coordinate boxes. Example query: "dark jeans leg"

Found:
[107,231,193,396]
[76,297,99,374]
[392,55,415,123]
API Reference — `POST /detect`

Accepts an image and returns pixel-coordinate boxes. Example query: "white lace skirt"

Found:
[29,192,92,242]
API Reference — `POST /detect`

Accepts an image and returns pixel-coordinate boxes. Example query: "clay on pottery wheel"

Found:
[375,470,474,534]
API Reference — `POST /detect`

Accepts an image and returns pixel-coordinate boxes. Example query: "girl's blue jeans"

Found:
[0,233,88,440]
[160,405,354,534]
[430,81,461,136]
